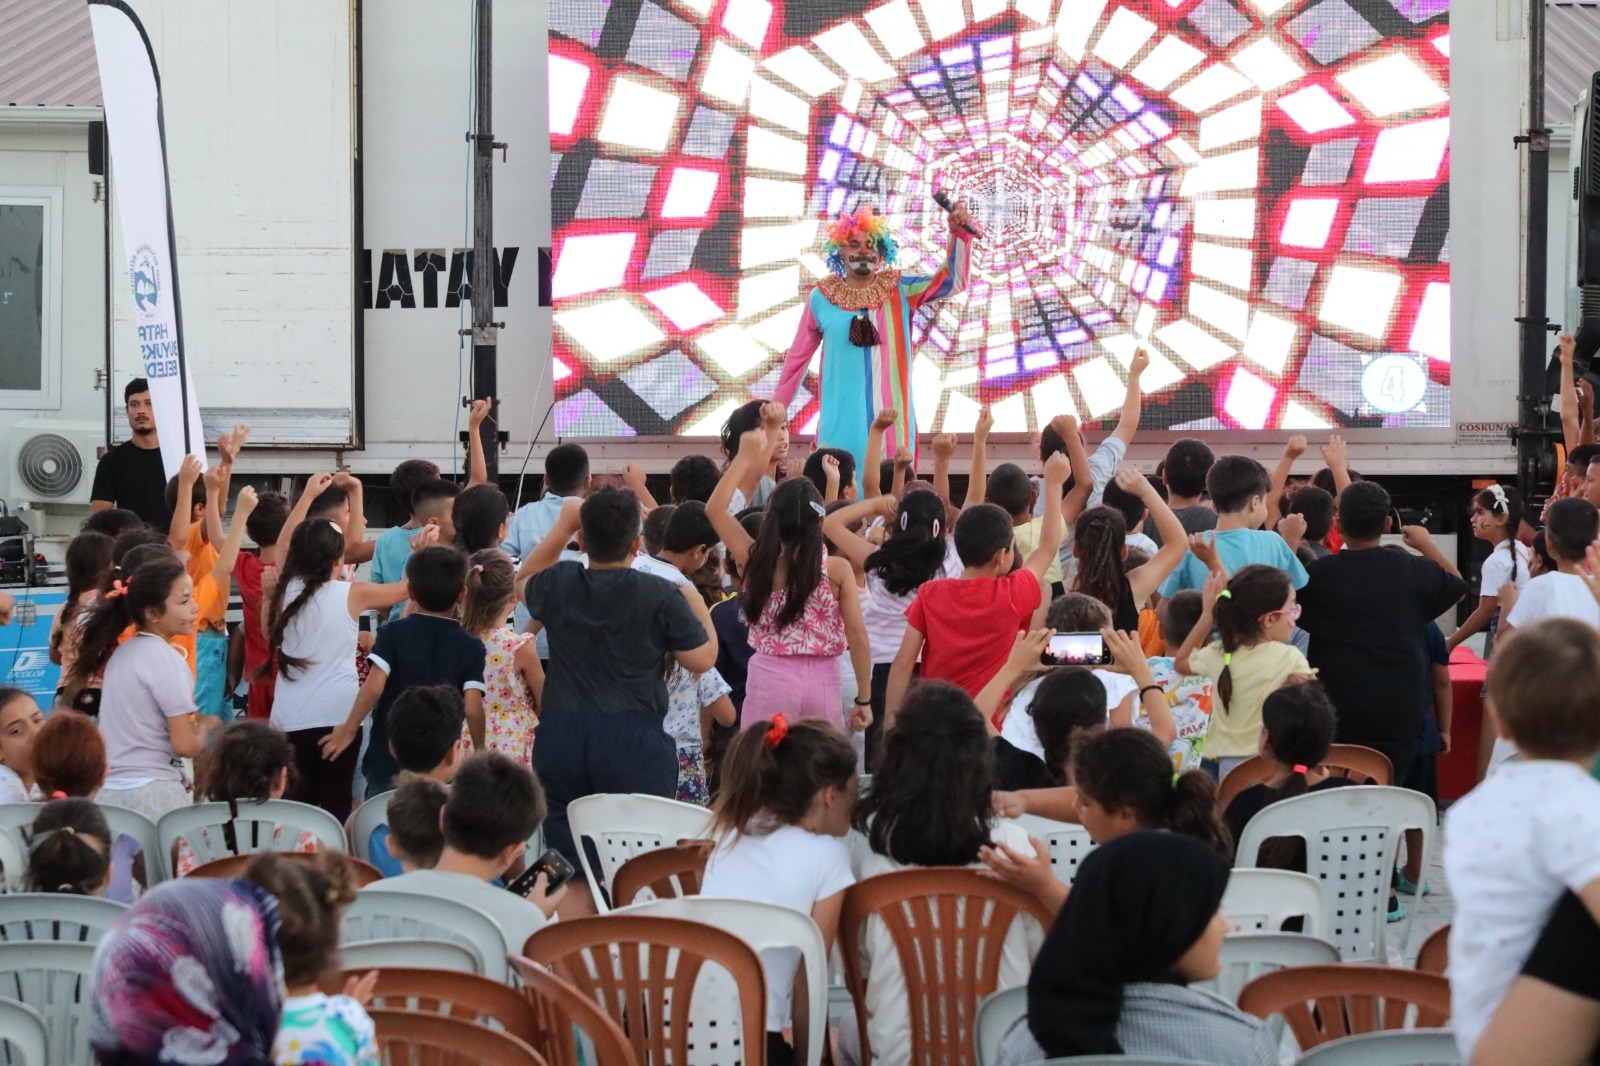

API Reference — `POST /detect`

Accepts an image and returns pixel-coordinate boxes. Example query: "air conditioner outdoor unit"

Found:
[4,421,105,507]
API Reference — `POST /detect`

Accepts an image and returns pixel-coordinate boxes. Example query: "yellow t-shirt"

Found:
[1190,640,1314,757]
[1011,516,1062,586]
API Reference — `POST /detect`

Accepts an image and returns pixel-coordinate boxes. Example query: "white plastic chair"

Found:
[1234,787,1435,961]
[156,799,348,880]
[0,805,36,841]
[1197,932,1342,1005]
[1292,1029,1461,1065]
[0,829,22,895]
[346,790,394,862]
[0,941,97,1066]
[976,985,1027,1066]
[1013,814,1096,886]
[342,890,508,979]
[620,896,828,1066]
[0,995,49,1066]
[566,793,711,911]
[0,895,127,945]
[1220,869,1326,937]
[340,937,482,975]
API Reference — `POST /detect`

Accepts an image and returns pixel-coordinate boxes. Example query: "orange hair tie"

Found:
[765,714,789,750]
[104,578,131,600]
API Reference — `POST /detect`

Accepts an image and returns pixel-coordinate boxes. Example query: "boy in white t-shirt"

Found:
[1500,497,1600,638]
[1443,618,1600,1059]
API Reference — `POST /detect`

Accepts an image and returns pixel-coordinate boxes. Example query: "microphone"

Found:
[932,190,982,238]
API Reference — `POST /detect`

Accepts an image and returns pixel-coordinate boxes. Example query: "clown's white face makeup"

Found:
[844,235,881,276]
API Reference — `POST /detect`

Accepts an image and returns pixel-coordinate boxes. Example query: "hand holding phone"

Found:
[507,847,577,900]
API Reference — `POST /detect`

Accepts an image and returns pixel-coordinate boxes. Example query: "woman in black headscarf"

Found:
[997,831,1277,1066]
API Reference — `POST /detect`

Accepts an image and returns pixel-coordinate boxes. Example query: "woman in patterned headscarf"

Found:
[90,877,286,1065]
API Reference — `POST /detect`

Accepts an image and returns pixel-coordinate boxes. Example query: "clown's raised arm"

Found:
[770,204,975,471]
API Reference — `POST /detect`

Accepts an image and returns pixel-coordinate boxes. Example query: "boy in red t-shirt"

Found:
[885,449,1071,730]
[230,491,290,719]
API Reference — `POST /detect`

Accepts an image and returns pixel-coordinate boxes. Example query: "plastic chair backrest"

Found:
[0,829,23,895]
[340,967,540,1045]
[1234,787,1435,961]
[1012,815,1095,886]
[1220,869,1326,937]
[0,995,49,1066]
[610,840,712,908]
[1237,964,1451,1050]
[186,851,384,887]
[345,790,394,862]
[1292,1029,1461,1066]
[341,937,481,975]
[975,986,1026,1066]
[1321,745,1395,786]
[367,1007,547,1065]
[1215,757,1277,809]
[0,941,97,1066]
[508,956,638,1066]
[0,806,36,842]
[527,913,768,1066]
[566,794,711,912]
[1415,923,1449,976]
[342,890,508,980]
[0,894,127,945]
[619,896,827,1066]
[1198,933,1342,1005]
[839,867,1054,1066]
[98,806,163,891]
[156,799,348,880]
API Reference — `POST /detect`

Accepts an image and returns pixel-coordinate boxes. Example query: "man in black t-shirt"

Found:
[89,378,171,529]
[1297,481,1467,772]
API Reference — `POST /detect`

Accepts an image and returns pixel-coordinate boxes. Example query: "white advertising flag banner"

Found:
[87,0,205,475]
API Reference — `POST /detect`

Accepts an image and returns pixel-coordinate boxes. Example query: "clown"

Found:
[772,202,975,472]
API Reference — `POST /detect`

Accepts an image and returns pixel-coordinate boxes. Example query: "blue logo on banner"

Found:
[130,244,161,321]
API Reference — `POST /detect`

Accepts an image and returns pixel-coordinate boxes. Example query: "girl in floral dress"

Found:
[459,549,539,763]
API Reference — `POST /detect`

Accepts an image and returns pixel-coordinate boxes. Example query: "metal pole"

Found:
[1516,0,1551,500]
[470,0,500,481]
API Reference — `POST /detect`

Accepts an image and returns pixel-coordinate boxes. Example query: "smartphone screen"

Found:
[506,847,577,898]
[1047,632,1108,666]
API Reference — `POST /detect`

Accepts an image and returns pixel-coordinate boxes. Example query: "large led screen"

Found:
[548,0,1450,437]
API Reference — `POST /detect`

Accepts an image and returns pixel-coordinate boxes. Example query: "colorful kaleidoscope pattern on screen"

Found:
[548,0,1450,437]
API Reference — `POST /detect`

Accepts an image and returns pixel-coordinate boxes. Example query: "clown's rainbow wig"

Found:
[823,207,898,275]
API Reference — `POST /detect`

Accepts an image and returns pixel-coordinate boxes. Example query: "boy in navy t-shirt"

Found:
[321,545,486,797]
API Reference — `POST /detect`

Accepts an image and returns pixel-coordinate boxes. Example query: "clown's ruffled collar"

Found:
[818,268,902,310]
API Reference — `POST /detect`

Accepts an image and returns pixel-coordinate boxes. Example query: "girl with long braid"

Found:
[266,518,407,821]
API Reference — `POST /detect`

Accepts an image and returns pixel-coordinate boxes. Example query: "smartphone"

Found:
[1045,632,1111,666]
[506,847,577,898]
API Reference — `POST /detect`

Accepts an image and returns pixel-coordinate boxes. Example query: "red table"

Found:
[1440,648,1488,801]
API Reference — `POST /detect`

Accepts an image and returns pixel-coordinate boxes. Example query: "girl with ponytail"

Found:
[266,518,407,822]
[1071,728,1232,856]
[701,715,859,1063]
[710,412,872,732]
[823,484,957,763]
[25,798,112,896]
[459,548,539,763]
[1447,483,1531,658]
[1176,564,1314,780]
[1069,468,1191,631]
[1221,681,1351,868]
[72,557,213,820]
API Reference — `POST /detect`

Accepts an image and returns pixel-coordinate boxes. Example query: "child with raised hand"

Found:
[452,483,511,554]
[459,549,539,763]
[700,716,858,1065]
[267,519,409,822]
[1444,619,1600,1060]
[721,399,789,512]
[1159,456,1310,596]
[1177,565,1314,779]
[50,530,113,713]
[1447,484,1530,657]
[71,557,216,820]
[25,798,112,896]
[244,851,380,1066]
[230,491,289,719]
[885,448,1073,728]
[1070,468,1191,631]
[976,629,1110,795]
[1220,681,1353,866]
[710,408,872,732]
[1145,590,1215,772]
[160,465,259,699]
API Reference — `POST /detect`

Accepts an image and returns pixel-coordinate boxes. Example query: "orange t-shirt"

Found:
[116,573,223,678]
[1138,608,1164,657]
[183,525,225,630]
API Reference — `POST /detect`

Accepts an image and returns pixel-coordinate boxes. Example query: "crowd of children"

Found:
[17,347,1600,1066]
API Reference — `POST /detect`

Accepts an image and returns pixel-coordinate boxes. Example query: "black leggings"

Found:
[285,727,359,824]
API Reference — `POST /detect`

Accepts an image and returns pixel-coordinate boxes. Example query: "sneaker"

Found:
[1397,872,1432,897]
[1387,896,1406,923]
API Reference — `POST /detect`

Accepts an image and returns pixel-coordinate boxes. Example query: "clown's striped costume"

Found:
[773,231,973,473]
